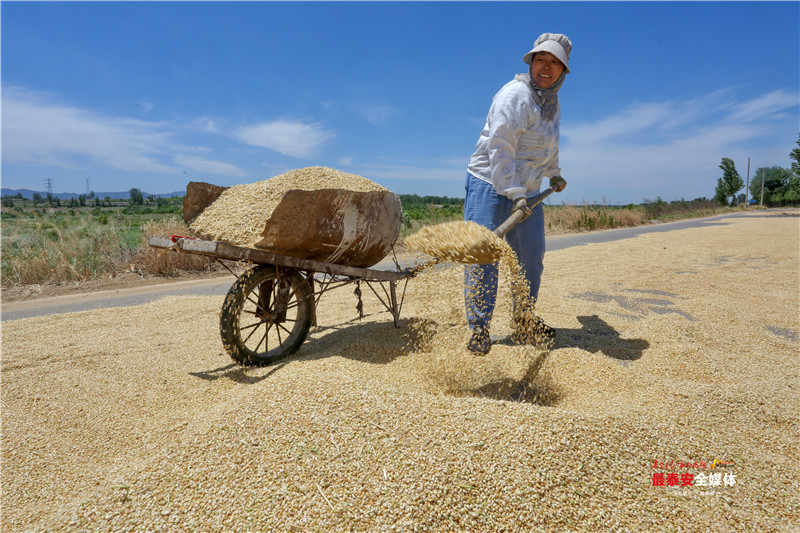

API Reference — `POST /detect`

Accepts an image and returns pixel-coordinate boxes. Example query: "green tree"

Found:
[715,158,743,206]
[713,182,729,206]
[129,188,144,205]
[787,134,800,206]
[785,177,800,205]
[750,166,792,206]
[790,134,800,178]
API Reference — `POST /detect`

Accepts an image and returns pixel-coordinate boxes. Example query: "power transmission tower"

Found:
[85,178,91,196]
[44,178,53,195]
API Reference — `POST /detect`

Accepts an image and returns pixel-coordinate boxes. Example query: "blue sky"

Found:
[2,1,798,205]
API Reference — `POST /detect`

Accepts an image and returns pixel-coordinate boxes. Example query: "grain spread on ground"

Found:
[189,166,387,248]
[2,211,798,531]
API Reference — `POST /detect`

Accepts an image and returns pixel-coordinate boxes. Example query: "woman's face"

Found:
[530,52,565,88]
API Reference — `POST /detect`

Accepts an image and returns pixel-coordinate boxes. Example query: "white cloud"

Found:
[350,103,401,126]
[723,90,799,126]
[1,87,249,180]
[234,120,334,158]
[192,117,219,133]
[2,87,176,173]
[135,101,154,114]
[173,155,247,177]
[560,88,799,203]
[355,161,466,183]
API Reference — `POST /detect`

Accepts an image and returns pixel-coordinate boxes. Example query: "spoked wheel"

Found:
[220,265,313,366]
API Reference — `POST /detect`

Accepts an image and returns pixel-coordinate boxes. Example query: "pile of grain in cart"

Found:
[189,166,388,249]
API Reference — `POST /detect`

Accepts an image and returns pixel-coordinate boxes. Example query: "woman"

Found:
[464,33,571,354]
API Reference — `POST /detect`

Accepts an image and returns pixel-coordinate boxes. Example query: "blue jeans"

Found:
[464,173,545,331]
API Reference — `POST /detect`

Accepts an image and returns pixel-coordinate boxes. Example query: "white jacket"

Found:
[467,78,561,201]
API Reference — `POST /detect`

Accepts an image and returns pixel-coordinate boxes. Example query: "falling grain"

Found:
[405,219,551,347]
[404,220,505,265]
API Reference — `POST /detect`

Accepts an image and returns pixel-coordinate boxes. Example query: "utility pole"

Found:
[744,157,750,208]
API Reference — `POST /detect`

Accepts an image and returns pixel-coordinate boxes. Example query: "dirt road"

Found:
[2,211,798,531]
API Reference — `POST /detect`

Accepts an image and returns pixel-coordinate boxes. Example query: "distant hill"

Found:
[1,188,184,200]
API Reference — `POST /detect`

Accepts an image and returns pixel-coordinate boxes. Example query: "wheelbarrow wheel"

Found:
[220,265,313,366]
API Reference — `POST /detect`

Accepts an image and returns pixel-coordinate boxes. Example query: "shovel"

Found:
[493,176,567,238]
[404,177,567,270]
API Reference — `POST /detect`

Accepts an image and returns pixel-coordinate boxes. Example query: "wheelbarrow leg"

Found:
[390,281,400,328]
[306,273,317,328]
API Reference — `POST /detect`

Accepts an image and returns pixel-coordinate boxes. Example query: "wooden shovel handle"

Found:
[493,180,565,238]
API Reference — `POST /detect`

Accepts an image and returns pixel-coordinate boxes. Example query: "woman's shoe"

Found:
[467,325,491,354]
[512,315,555,346]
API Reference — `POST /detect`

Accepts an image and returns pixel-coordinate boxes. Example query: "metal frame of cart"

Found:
[149,236,415,366]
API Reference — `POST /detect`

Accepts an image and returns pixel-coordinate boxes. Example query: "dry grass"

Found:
[545,204,648,233]
[0,212,137,286]
[128,218,219,276]
[2,211,798,531]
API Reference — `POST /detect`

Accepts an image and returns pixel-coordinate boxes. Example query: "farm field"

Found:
[1,211,798,531]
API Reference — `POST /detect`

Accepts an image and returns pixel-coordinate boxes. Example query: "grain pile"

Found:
[2,211,798,531]
[189,166,387,247]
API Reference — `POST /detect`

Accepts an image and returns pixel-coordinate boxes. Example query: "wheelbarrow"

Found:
[150,181,413,366]
[149,235,415,366]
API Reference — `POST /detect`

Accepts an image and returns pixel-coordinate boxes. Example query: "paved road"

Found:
[1,210,789,321]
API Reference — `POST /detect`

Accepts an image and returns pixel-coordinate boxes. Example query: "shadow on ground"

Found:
[189,314,431,383]
[189,362,288,383]
[187,315,647,407]
[299,316,426,365]
[552,314,650,363]
[463,350,562,406]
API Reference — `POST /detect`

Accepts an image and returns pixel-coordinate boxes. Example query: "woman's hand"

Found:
[513,197,532,217]
[550,176,567,192]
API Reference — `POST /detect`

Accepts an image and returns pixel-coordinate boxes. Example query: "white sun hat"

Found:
[523,33,572,73]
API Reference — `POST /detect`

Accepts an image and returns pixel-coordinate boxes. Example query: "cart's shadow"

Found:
[189,362,288,383]
[188,314,419,383]
[298,315,424,365]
